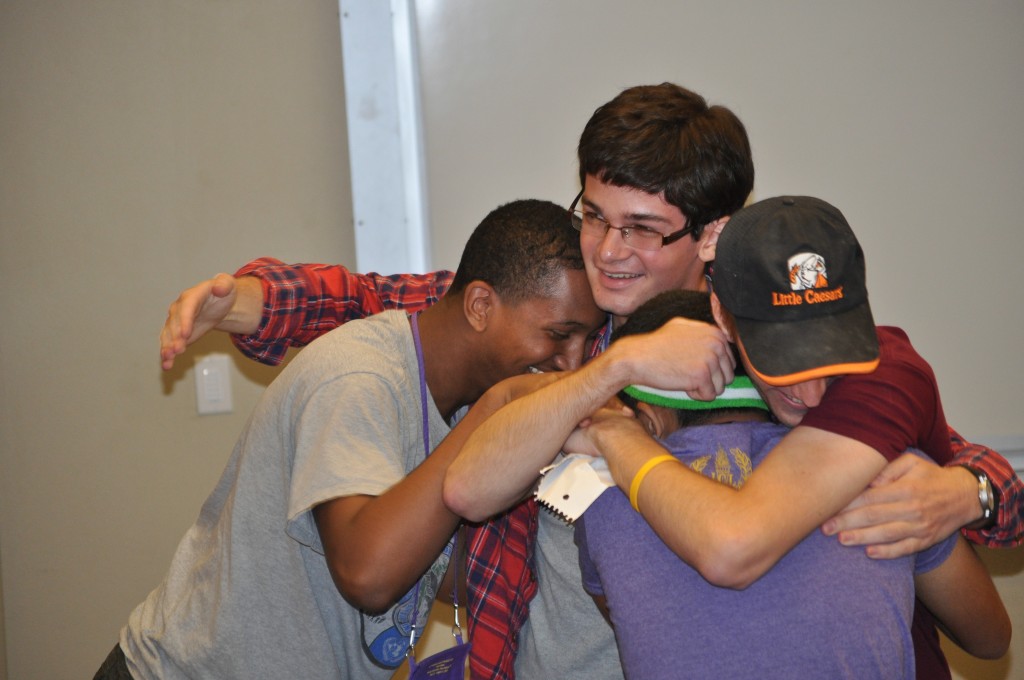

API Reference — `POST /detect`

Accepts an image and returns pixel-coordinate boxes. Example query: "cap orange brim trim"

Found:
[736,336,880,387]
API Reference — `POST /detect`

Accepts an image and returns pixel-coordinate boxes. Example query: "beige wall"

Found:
[411,0,1024,445]
[0,1,353,677]
[1,1,1021,679]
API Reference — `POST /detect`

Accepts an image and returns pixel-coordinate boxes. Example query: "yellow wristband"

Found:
[628,454,679,513]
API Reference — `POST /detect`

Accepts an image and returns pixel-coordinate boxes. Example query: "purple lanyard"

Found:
[410,311,431,457]
[407,312,463,656]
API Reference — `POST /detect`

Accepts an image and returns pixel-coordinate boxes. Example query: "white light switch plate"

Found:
[195,353,233,415]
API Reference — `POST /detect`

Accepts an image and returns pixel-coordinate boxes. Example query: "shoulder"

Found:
[278,311,416,396]
[830,326,938,399]
[305,310,410,359]
[875,326,934,374]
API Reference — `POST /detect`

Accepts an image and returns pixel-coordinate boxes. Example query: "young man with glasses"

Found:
[158,83,1021,680]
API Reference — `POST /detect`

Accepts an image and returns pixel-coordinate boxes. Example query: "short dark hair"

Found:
[612,290,749,428]
[448,199,585,304]
[577,83,754,239]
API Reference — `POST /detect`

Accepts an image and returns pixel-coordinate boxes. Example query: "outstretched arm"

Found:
[915,537,1011,660]
[443,318,735,521]
[159,257,453,369]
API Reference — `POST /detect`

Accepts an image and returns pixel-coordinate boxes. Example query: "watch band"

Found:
[959,465,997,529]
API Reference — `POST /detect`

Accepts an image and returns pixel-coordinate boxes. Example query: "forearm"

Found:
[915,538,1011,659]
[211,275,262,335]
[444,351,635,521]
[595,424,779,588]
[316,455,458,612]
[602,426,887,588]
[317,393,497,612]
[444,318,734,520]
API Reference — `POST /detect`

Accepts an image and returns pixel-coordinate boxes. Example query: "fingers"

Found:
[821,487,949,558]
[159,274,234,370]
[828,456,969,541]
[159,296,195,370]
[631,318,734,400]
[821,485,914,536]
[821,506,929,558]
[832,511,909,546]
[862,536,922,560]
[684,346,734,401]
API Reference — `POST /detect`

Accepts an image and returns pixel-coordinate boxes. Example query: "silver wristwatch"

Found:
[959,465,997,529]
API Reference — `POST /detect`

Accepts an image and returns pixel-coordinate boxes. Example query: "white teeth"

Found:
[605,272,637,279]
[528,366,544,374]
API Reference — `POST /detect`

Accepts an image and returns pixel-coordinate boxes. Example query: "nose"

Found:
[550,338,587,372]
[550,353,577,372]
[597,225,631,261]
[789,378,827,408]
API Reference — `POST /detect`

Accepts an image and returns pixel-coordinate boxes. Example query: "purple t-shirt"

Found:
[576,422,956,680]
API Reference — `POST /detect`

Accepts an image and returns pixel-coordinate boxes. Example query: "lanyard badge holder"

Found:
[405,311,471,679]
[405,531,471,680]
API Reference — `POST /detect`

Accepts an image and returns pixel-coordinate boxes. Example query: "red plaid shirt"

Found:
[232,258,452,365]
[233,258,1022,680]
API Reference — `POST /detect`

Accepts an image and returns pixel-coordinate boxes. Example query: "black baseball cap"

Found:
[712,196,879,386]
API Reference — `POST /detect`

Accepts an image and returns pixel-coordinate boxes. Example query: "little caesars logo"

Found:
[772,252,844,306]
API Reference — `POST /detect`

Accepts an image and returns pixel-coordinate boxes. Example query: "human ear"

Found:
[697,216,730,264]
[636,403,666,439]
[710,293,736,343]
[463,281,496,332]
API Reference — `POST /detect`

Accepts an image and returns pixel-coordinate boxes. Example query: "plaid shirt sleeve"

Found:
[949,426,1024,548]
[228,257,454,365]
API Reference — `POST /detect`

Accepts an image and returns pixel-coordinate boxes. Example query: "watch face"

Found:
[962,465,996,527]
[978,472,996,523]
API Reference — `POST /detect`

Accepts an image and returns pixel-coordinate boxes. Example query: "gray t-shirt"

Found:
[122,311,450,680]
[514,509,624,680]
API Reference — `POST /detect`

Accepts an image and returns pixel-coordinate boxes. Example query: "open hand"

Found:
[821,453,977,558]
[159,273,238,370]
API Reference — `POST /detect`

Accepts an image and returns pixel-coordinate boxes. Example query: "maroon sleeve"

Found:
[800,327,952,464]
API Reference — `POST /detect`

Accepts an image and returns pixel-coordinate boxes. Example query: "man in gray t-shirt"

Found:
[94,200,604,679]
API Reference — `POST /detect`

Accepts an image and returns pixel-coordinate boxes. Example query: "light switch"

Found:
[195,353,233,415]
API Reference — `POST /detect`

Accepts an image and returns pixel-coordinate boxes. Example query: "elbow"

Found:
[972,618,1012,660]
[695,557,759,591]
[442,474,488,523]
[327,557,406,614]
[688,527,773,590]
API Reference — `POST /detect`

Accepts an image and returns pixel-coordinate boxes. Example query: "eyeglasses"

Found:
[568,190,696,251]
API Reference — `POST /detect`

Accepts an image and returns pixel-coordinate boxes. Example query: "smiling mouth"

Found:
[779,391,805,407]
[600,270,642,284]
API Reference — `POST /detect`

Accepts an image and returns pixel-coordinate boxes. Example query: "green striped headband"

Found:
[623,375,768,411]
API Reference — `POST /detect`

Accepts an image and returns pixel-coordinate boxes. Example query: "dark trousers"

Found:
[93,644,134,680]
